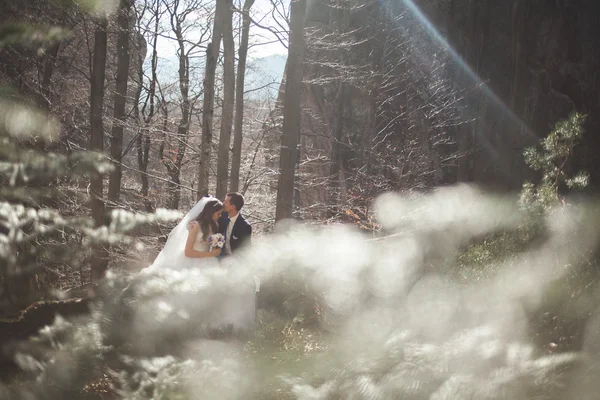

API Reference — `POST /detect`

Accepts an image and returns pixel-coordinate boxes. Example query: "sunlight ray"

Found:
[399,0,537,162]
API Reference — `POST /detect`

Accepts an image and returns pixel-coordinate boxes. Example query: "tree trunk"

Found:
[135,41,154,212]
[230,0,255,193]
[159,0,195,210]
[275,0,306,221]
[135,4,159,212]
[108,0,133,205]
[364,37,384,177]
[173,46,190,210]
[216,0,235,200]
[198,0,226,198]
[167,171,181,210]
[138,129,152,211]
[329,79,345,213]
[89,19,109,282]
[38,42,60,112]
[158,98,177,208]
[328,0,349,214]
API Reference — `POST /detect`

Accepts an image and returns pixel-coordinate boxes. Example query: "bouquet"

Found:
[208,233,225,250]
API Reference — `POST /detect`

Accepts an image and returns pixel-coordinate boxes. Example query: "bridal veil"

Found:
[145,196,215,271]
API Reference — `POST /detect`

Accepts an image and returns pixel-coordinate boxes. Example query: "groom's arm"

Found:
[240,222,252,248]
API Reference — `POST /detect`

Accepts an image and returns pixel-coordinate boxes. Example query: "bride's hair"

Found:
[195,199,223,240]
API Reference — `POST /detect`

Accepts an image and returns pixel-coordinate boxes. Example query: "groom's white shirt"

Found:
[224,213,238,255]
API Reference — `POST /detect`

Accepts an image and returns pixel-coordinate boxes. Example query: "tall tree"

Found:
[229,0,255,193]
[108,0,133,205]
[328,0,350,214]
[275,0,306,221]
[89,17,109,281]
[163,0,207,209]
[198,0,226,198]
[215,0,235,199]
[37,42,61,113]
[134,0,160,212]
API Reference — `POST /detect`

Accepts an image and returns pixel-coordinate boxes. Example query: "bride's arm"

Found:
[184,223,221,258]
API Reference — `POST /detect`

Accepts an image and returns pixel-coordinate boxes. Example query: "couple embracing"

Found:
[148,192,252,273]
[185,192,252,261]
[145,192,257,333]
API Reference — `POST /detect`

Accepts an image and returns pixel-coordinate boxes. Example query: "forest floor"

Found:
[76,310,330,399]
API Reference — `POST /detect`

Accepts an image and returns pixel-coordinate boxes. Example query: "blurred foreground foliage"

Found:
[0,0,179,314]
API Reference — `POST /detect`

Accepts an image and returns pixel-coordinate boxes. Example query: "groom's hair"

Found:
[226,192,244,211]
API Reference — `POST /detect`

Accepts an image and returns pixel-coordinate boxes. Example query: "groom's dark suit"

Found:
[217,210,256,329]
[218,211,252,256]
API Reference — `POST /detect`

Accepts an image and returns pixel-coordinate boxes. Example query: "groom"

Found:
[218,192,252,257]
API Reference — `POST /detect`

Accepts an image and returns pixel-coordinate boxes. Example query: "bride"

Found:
[184,198,223,260]
[146,196,223,271]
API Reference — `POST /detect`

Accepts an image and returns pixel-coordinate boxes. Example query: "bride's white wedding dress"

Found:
[192,230,211,253]
[191,227,220,264]
[143,197,219,272]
